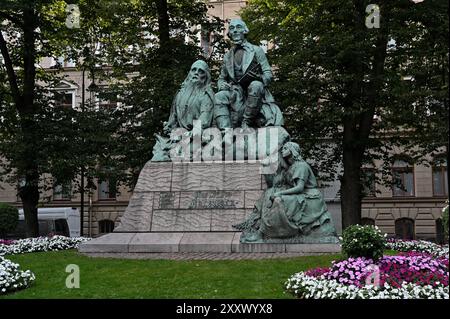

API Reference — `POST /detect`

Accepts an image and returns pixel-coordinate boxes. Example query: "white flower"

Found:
[0,236,91,295]
[1,236,91,256]
[285,268,449,299]
[0,256,35,295]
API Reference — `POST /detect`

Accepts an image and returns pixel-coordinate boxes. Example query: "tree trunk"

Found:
[1,3,41,238]
[340,61,364,230]
[19,174,40,238]
[19,4,39,238]
[156,0,170,50]
[341,147,363,229]
[17,115,40,237]
[339,1,388,230]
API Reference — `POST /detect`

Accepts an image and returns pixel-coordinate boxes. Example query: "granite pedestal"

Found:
[79,161,341,256]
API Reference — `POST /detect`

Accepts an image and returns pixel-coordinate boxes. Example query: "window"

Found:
[96,89,120,110]
[392,159,415,197]
[54,91,74,109]
[98,95,118,110]
[361,218,375,226]
[98,178,117,200]
[395,218,415,240]
[432,158,448,197]
[361,168,376,197]
[98,219,115,234]
[53,182,72,201]
[54,219,70,236]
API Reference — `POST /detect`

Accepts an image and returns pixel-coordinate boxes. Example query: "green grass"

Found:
[1,250,340,299]
[383,250,399,256]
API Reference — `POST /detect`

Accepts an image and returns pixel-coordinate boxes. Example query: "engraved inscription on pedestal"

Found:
[186,191,243,209]
[115,161,266,232]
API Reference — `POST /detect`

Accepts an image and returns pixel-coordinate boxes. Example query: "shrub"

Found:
[341,224,386,261]
[443,203,449,239]
[0,203,19,238]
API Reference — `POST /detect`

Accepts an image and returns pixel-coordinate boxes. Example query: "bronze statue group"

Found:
[151,19,338,244]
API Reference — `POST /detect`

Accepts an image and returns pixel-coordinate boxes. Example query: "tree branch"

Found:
[21,6,36,112]
[156,0,170,50]
[358,28,388,141]
[0,30,22,108]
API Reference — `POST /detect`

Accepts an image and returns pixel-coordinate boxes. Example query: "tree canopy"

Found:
[0,0,225,236]
[240,0,449,227]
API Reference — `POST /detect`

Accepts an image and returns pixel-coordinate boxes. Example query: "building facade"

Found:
[361,157,447,242]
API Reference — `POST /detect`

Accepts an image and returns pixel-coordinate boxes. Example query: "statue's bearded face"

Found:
[229,20,246,45]
[189,64,207,85]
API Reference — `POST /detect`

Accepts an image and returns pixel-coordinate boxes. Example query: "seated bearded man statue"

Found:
[214,19,283,130]
[151,60,215,161]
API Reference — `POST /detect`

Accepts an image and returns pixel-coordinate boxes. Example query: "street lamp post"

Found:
[80,66,86,237]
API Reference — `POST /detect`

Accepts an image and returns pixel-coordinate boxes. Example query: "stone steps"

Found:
[78,232,341,254]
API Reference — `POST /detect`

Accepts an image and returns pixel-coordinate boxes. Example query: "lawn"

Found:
[1,250,340,299]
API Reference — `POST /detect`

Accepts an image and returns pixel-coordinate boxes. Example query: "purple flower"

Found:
[317,252,449,288]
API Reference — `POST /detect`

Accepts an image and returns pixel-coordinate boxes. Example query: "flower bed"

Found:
[386,239,449,258]
[286,240,449,299]
[0,256,35,294]
[0,236,90,295]
[0,236,90,256]
[286,272,448,299]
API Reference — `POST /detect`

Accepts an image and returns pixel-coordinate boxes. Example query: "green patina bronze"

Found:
[151,60,215,162]
[214,18,283,130]
[234,141,338,243]
[148,20,337,244]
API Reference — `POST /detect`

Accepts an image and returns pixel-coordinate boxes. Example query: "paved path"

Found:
[80,252,337,260]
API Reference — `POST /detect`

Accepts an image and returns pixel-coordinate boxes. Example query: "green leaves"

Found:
[0,0,226,197]
[242,0,448,189]
[0,203,19,237]
[341,224,387,261]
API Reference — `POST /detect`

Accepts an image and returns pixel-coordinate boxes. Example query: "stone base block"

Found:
[285,243,342,253]
[179,232,235,253]
[129,233,184,253]
[78,233,135,253]
[78,232,341,255]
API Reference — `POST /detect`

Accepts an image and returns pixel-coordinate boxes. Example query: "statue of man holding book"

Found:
[214,19,283,130]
